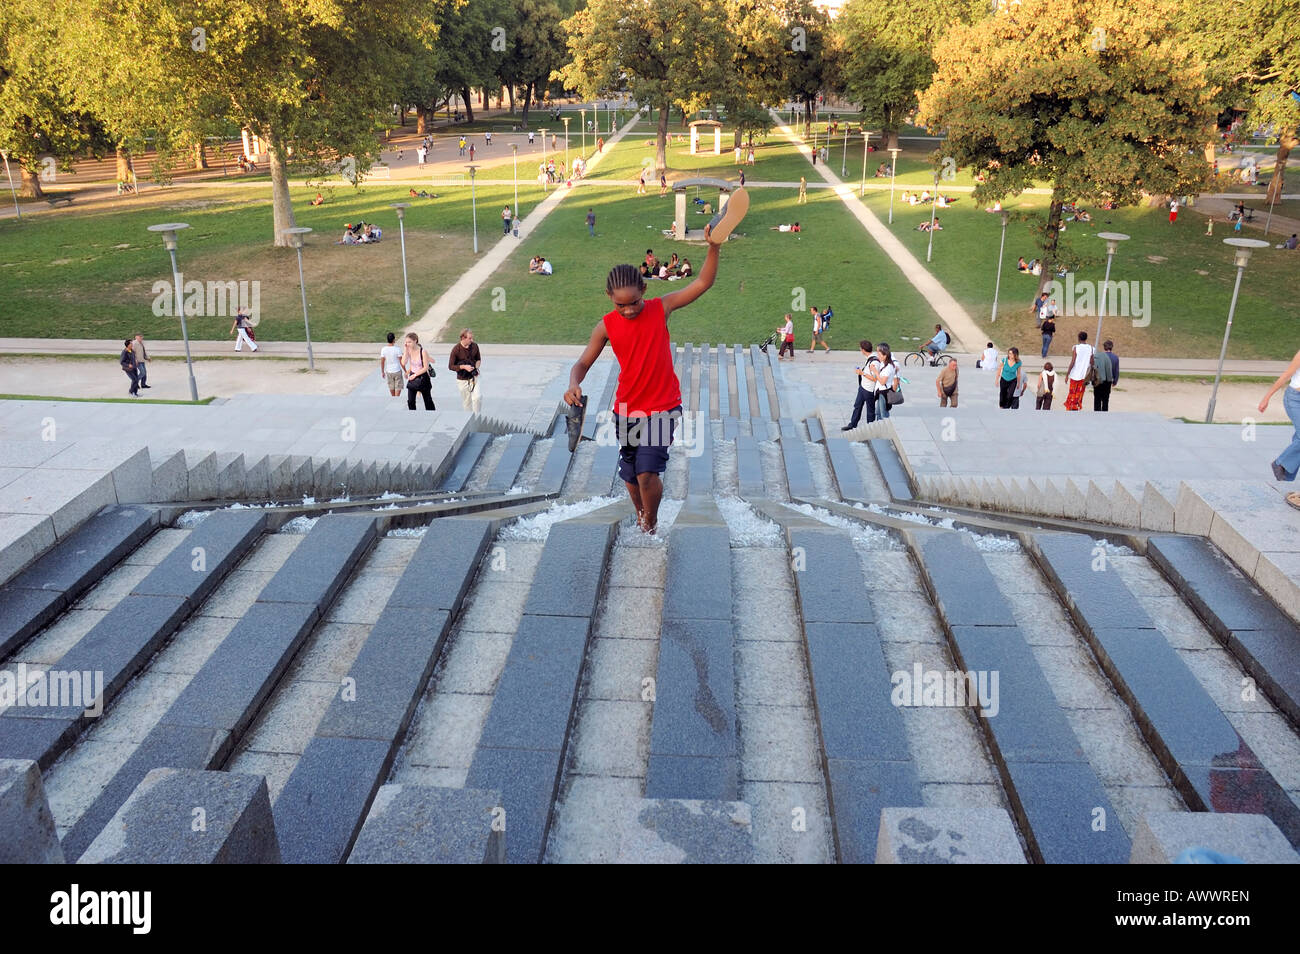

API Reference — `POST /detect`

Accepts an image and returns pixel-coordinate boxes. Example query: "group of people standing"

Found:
[378,328,483,413]
[842,340,902,428]
[117,334,151,396]
[977,331,1118,411]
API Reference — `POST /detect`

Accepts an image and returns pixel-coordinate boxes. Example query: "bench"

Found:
[45,194,74,207]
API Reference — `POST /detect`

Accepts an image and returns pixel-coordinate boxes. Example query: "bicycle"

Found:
[902,347,953,367]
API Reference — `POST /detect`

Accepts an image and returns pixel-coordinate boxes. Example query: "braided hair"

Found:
[606,264,645,296]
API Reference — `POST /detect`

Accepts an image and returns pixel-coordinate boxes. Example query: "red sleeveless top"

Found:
[602,297,681,416]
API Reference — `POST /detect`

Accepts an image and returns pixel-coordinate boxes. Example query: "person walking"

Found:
[777,313,796,360]
[586,208,596,236]
[402,332,435,410]
[379,331,404,397]
[807,306,830,354]
[450,327,483,414]
[936,356,958,407]
[1169,197,1179,224]
[1258,348,1300,505]
[1035,362,1056,410]
[874,343,899,420]
[119,339,140,397]
[844,340,880,429]
[132,333,151,388]
[1092,337,1115,411]
[502,205,512,235]
[1064,331,1094,411]
[417,144,427,166]
[798,176,807,204]
[458,137,466,156]
[1032,291,1049,326]
[998,347,1024,409]
[637,169,646,195]
[231,309,258,352]
[468,143,476,162]
[659,172,667,197]
[1040,313,1056,359]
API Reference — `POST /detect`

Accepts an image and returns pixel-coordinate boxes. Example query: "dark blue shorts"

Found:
[615,406,682,484]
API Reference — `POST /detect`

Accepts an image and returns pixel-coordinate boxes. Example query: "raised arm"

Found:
[1259,348,1300,412]
[661,229,720,319]
[564,320,610,406]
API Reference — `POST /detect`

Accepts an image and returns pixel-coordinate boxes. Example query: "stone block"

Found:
[273,735,393,864]
[266,455,293,498]
[1030,532,1154,631]
[150,450,189,502]
[644,754,739,803]
[1062,478,1088,520]
[387,518,492,613]
[58,593,191,708]
[1110,480,1142,529]
[662,525,731,621]
[870,439,913,501]
[1168,765,1300,846]
[876,807,1026,864]
[1140,482,1177,532]
[826,759,924,865]
[735,435,764,498]
[487,433,532,493]
[347,784,504,864]
[256,514,376,609]
[825,440,866,502]
[0,514,55,590]
[523,522,617,619]
[213,453,245,499]
[804,622,908,761]
[1174,482,1214,536]
[1000,760,1130,864]
[289,456,315,499]
[242,454,271,500]
[79,767,280,864]
[183,450,218,500]
[1085,480,1114,525]
[130,509,265,605]
[465,746,562,864]
[0,758,64,863]
[915,532,1014,627]
[1129,811,1299,864]
[788,528,874,623]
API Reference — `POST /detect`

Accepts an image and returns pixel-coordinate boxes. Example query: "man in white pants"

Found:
[231,309,258,352]
[449,328,482,413]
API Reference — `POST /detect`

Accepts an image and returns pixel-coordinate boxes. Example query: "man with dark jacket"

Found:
[1094,339,1118,411]
[119,339,140,397]
[450,328,482,413]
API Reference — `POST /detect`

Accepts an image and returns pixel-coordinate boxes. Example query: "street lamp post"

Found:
[389,203,411,317]
[1,150,20,219]
[860,131,869,197]
[991,211,1010,323]
[510,144,519,226]
[281,226,316,371]
[1206,237,1271,423]
[581,108,587,157]
[146,223,198,400]
[925,170,939,262]
[562,117,570,179]
[887,147,901,225]
[1094,231,1131,344]
[467,164,479,254]
[841,124,848,176]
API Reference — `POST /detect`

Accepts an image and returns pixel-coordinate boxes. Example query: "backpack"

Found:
[820,308,832,330]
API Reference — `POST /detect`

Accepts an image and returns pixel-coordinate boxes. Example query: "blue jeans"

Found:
[1041,333,1053,359]
[1274,388,1300,480]
[847,387,876,428]
[876,391,891,419]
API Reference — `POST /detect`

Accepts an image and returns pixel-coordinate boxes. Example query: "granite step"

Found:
[437,432,492,493]
[60,513,379,860]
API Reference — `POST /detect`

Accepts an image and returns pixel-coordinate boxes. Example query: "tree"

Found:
[497,0,567,127]
[1181,0,1300,203]
[776,0,836,136]
[559,0,730,175]
[917,0,1216,287]
[0,0,97,198]
[68,0,440,245]
[838,0,986,150]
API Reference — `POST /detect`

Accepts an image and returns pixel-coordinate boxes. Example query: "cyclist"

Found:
[923,324,950,364]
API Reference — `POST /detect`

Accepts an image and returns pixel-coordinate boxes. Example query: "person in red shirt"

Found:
[564,225,722,534]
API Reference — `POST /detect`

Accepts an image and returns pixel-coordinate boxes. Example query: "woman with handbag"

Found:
[875,343,901,419]
[998,347,1023,409]
[402,332,435,411]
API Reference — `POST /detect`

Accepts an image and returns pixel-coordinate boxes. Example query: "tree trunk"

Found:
[521,82,533,126]
[507,85,515,113]
[1266,132,1295,204]
[18,162,45,198]
[267,131,298,247]
[416,105,428,135]
[115,146,131,182]
[885,128,899,151]
[194,142,208,170]
[461,88,475,123]
[1036,193,1066,298]
[656,102,669,175]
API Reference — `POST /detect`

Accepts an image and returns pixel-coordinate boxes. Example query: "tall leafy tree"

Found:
[776,0,836,135]
[917,0,1216,287]
[838,0,986,150]
[68,0,440,245]
[497,0,567,127]
[559,0,731,174]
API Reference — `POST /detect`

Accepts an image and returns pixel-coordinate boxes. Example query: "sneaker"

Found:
[565,394,589,453]
[841,424,854,431]
[705,186,749,243]
[1273,460,1291,482]
[141,384,152,388]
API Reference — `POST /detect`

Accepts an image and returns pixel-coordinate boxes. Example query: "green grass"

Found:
[1124,373,1278,383]
[443,179,935,346]
[860,188,1300,360]
[0,393,216,404]
[0,183,542,342]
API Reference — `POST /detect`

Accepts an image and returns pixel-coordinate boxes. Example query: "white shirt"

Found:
[876,361,896,391]
[860,356,880,393]
[1069,344,1094,381]
[982,346,998,369]
[782,319,794,337]
[1039,369,1056,393]
[540,260,552,275]
[380,344,402,373]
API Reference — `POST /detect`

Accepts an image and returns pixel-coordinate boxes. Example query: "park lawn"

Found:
[442,181,935,347]
[0,183,541,342]
[861,189,1300,360]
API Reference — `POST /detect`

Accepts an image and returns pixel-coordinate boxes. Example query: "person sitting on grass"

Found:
[1017,257,1029,271]
[667,253,680,275]
[917,217,942,232]
[311,192,324,206]
[1283,234,1298,250]
[529,256,545,274]
[408,188,437,198]
[769,222,801,232]
[875,162,889,177]
[679,258,692,278]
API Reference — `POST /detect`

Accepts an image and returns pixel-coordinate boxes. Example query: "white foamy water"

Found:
[279,516,320,534]
[500,495,622,541]
[714,494,783,547]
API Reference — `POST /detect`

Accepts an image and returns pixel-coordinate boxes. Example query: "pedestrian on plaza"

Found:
[402,332,435,410]
[1035,362,1056,410]
[807,306,830,353]
[936,356,959,407]
[1064,331,1094,411]
[597,137,604,153]
[469,143,476,162]
[874,343,899,420]
[119,338,140,397]
[1032,290,1049,325]
[231,309,258,352]
[379,331,403,397]
[739,169,746,187]
[132,333,151,389]
[659,172,667,196]
[450,328,483,413]
[798,176,807,204]
[528,130,535,144]
[1093,339,1118,411]
[843,339,880,428]
[1169,197,1179,224]
[1258,348,1300,505]
[417,145,427,166]
[458,137,466,156]
[1040,314,1056,359]
[586,207,596,236]
[998,347,1024,409]
[502,205,513,234]
[747,148,755,166]
[485,131,492,147]
[777,313,796,360]
[638,169,647,195]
